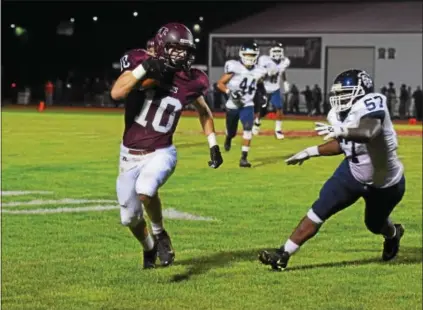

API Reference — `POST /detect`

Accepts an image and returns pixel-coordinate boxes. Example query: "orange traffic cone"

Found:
[38,101,45,112]
[409,118,417,125]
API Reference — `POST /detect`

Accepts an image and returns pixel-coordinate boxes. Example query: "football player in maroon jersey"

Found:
[146,38,155,56]
[111,23,223,269]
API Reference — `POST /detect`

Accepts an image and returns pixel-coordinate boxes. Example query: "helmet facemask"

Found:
[239,51,259,67]
[329,80,366,113]
[164,43,195,71]
[270,47,284,62]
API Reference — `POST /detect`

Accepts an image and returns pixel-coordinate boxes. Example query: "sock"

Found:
[151,221,164,235]
[141,234,154,251]
[241,146,249,159]
[384,225,397,239]
[275,120,282,132]
[284,239,300,255]
[254,117,260,126]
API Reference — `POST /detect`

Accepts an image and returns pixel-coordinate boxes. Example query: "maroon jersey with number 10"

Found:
[119,49,209,150]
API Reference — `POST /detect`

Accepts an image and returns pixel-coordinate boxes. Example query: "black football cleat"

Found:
[382,224,405,261]
[239,158,252,168]
[143,244,158,269]
[154,230,175,267]
[258,247,290,271]
[224,137,232,152]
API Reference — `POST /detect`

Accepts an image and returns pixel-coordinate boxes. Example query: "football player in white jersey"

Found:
[217,42,267,167]
[259,69,406,270]
[253,43,291,139]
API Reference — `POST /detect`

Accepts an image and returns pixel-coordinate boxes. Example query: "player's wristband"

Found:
[132,64,147,80]
[306,146,320,157]
[207,133,218,148]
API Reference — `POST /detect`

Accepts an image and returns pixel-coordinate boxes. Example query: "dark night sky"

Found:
[1,1,276,88]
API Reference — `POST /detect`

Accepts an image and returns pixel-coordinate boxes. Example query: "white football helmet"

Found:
[269,43,284,62]
[239,42,259,67]
[329,69,374,113]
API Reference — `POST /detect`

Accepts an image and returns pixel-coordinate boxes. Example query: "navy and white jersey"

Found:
[258,55,290,94]
[327,92,403,188]
[224,60,267,109]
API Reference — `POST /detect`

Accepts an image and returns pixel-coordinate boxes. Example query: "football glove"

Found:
[315,122,349,141]
[142,57,173,80]
[230,90,243,101]
[208,145,223,169]
[285,146,319,166]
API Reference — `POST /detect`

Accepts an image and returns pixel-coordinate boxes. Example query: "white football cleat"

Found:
[275,131,285,140]
[252,124,260,136]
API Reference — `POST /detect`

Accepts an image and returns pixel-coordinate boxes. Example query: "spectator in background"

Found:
[302,85,313,115]
[399,84,409,119]
[92,78,106,107]
[45,80,54,105]
[311,84,322,115]
[380,85,388,96]
[406,86,412,117]
[55,78,63,104]
[83,78,92,106]
[288,84,300,114]
[387,81,396,115]
[412,86,423,121]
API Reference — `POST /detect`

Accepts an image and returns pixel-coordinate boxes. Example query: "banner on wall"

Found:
[211,36,322,68]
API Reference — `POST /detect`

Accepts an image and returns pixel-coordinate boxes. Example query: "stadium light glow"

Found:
[10,24,16,29]
[133,11,138,17]
[199,16,204,22]
[195,38,200,43]
[93,16,98,21]
[193,24,201,33]
[70,18,75,23]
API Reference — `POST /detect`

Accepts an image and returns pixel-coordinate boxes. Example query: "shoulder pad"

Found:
[224,60,240,74]
[349,93,387,122]
[191,69,210,96]
[120,48,150,72]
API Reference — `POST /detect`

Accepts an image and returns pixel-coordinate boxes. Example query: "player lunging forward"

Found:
[217,42,267,167]
[259,69,405,270]
[253,43,290,139]
[111,23,223,269]
[146,38,155,56]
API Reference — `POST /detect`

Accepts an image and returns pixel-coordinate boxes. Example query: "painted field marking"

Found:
[1,205,215,221]
[1,191,54,196]
[1,191,216,221]
[2,199,116,207]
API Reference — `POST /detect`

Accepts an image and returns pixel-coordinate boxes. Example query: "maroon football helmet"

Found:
[154,23,196,71]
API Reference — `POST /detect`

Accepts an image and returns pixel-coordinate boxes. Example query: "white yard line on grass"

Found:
[1,191,54,196]
[2,199,116,207]
[1,205,216,221]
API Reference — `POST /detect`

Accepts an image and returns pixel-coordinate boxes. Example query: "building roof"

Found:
[212,2,423,34]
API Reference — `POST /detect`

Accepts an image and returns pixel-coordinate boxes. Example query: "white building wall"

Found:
[209,33,422,91]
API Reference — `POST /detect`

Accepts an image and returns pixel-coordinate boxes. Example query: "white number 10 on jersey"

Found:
[135,94,182,133]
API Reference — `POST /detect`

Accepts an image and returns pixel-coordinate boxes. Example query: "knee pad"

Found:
[243,130,252,140]
[307,209,324,225]
[120,200,144,227]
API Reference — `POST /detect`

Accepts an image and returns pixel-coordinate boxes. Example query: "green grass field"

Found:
[1,109,422,310]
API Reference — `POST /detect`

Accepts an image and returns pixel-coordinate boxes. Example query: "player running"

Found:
[146,38,155,56]
[253,43,290,139]
[111,23,223,269]
[217,42,267,168]
[259,69,405,270]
